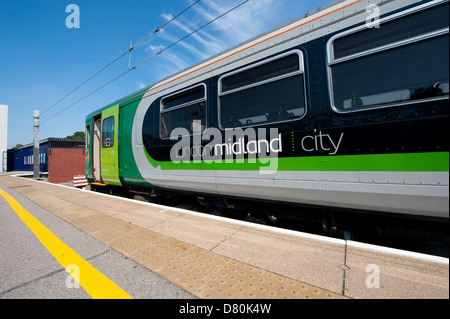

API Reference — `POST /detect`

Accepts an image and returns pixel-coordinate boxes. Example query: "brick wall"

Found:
[48,148,85,183]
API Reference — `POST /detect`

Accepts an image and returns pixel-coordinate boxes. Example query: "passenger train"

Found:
[85,0,449,238]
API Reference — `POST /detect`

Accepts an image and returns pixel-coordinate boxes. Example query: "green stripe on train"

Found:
[143,149,449,172]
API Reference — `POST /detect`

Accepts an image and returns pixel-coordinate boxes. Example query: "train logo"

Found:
[300,130,344,155]
[170,123,283,174]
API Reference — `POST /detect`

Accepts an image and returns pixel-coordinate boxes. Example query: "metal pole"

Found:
[33,110,40,179]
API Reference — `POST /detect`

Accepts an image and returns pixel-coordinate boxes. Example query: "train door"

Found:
[93,116,102,182]
[85,118,93,180]
[100,104,122,186]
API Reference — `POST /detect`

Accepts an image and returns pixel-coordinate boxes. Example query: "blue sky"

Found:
[0,0,330,148]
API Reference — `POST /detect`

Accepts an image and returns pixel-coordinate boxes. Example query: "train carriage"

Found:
[85,0,449,238]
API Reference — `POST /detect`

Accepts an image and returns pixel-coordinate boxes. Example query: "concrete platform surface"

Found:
[0,174,448,299]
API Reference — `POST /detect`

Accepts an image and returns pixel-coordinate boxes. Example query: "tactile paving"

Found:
[0,176,347,299]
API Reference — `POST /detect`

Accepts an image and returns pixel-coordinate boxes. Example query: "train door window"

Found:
[102,116,114,148]
[218,50,306,129]
[327,1,449,112]
[86,124,91,148]
[160,84,206,139]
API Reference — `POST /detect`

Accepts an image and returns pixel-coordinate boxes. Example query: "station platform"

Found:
[0,173,448,299]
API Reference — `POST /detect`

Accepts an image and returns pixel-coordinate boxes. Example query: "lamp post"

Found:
[33,110,40,179]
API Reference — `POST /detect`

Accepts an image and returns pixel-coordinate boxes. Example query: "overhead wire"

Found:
[40,51,129,117]
[41,70,132,124]
[130,0,201,50]
[41,0,249,124]
[40,0,201,118]
[133,0,250,69]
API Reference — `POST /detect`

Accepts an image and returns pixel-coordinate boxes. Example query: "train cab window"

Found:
[160,84,206,139]
[328,2,449,112]
[102,116,114,148]
[218,50,306,129]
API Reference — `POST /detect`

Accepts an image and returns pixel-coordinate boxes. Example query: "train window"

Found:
[102,116,114,148]
[332,3,449,61]
[328,2,449,112]
[221,53,301,92]
[85,124,91,148]
[218,51,306,129]
[160,84,206,139]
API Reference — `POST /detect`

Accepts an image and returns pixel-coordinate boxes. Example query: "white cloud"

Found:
[195,0,282,43]
[143,42,192,80]
[136,82,147,89]
[163,13,225,56]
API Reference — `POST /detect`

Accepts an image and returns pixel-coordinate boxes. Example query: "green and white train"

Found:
[85,0,449,228]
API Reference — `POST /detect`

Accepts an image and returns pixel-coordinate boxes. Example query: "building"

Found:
[0,104,7,172]
[7,138,85,183]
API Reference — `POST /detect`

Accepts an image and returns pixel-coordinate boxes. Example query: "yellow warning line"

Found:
[0,187,132,299]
